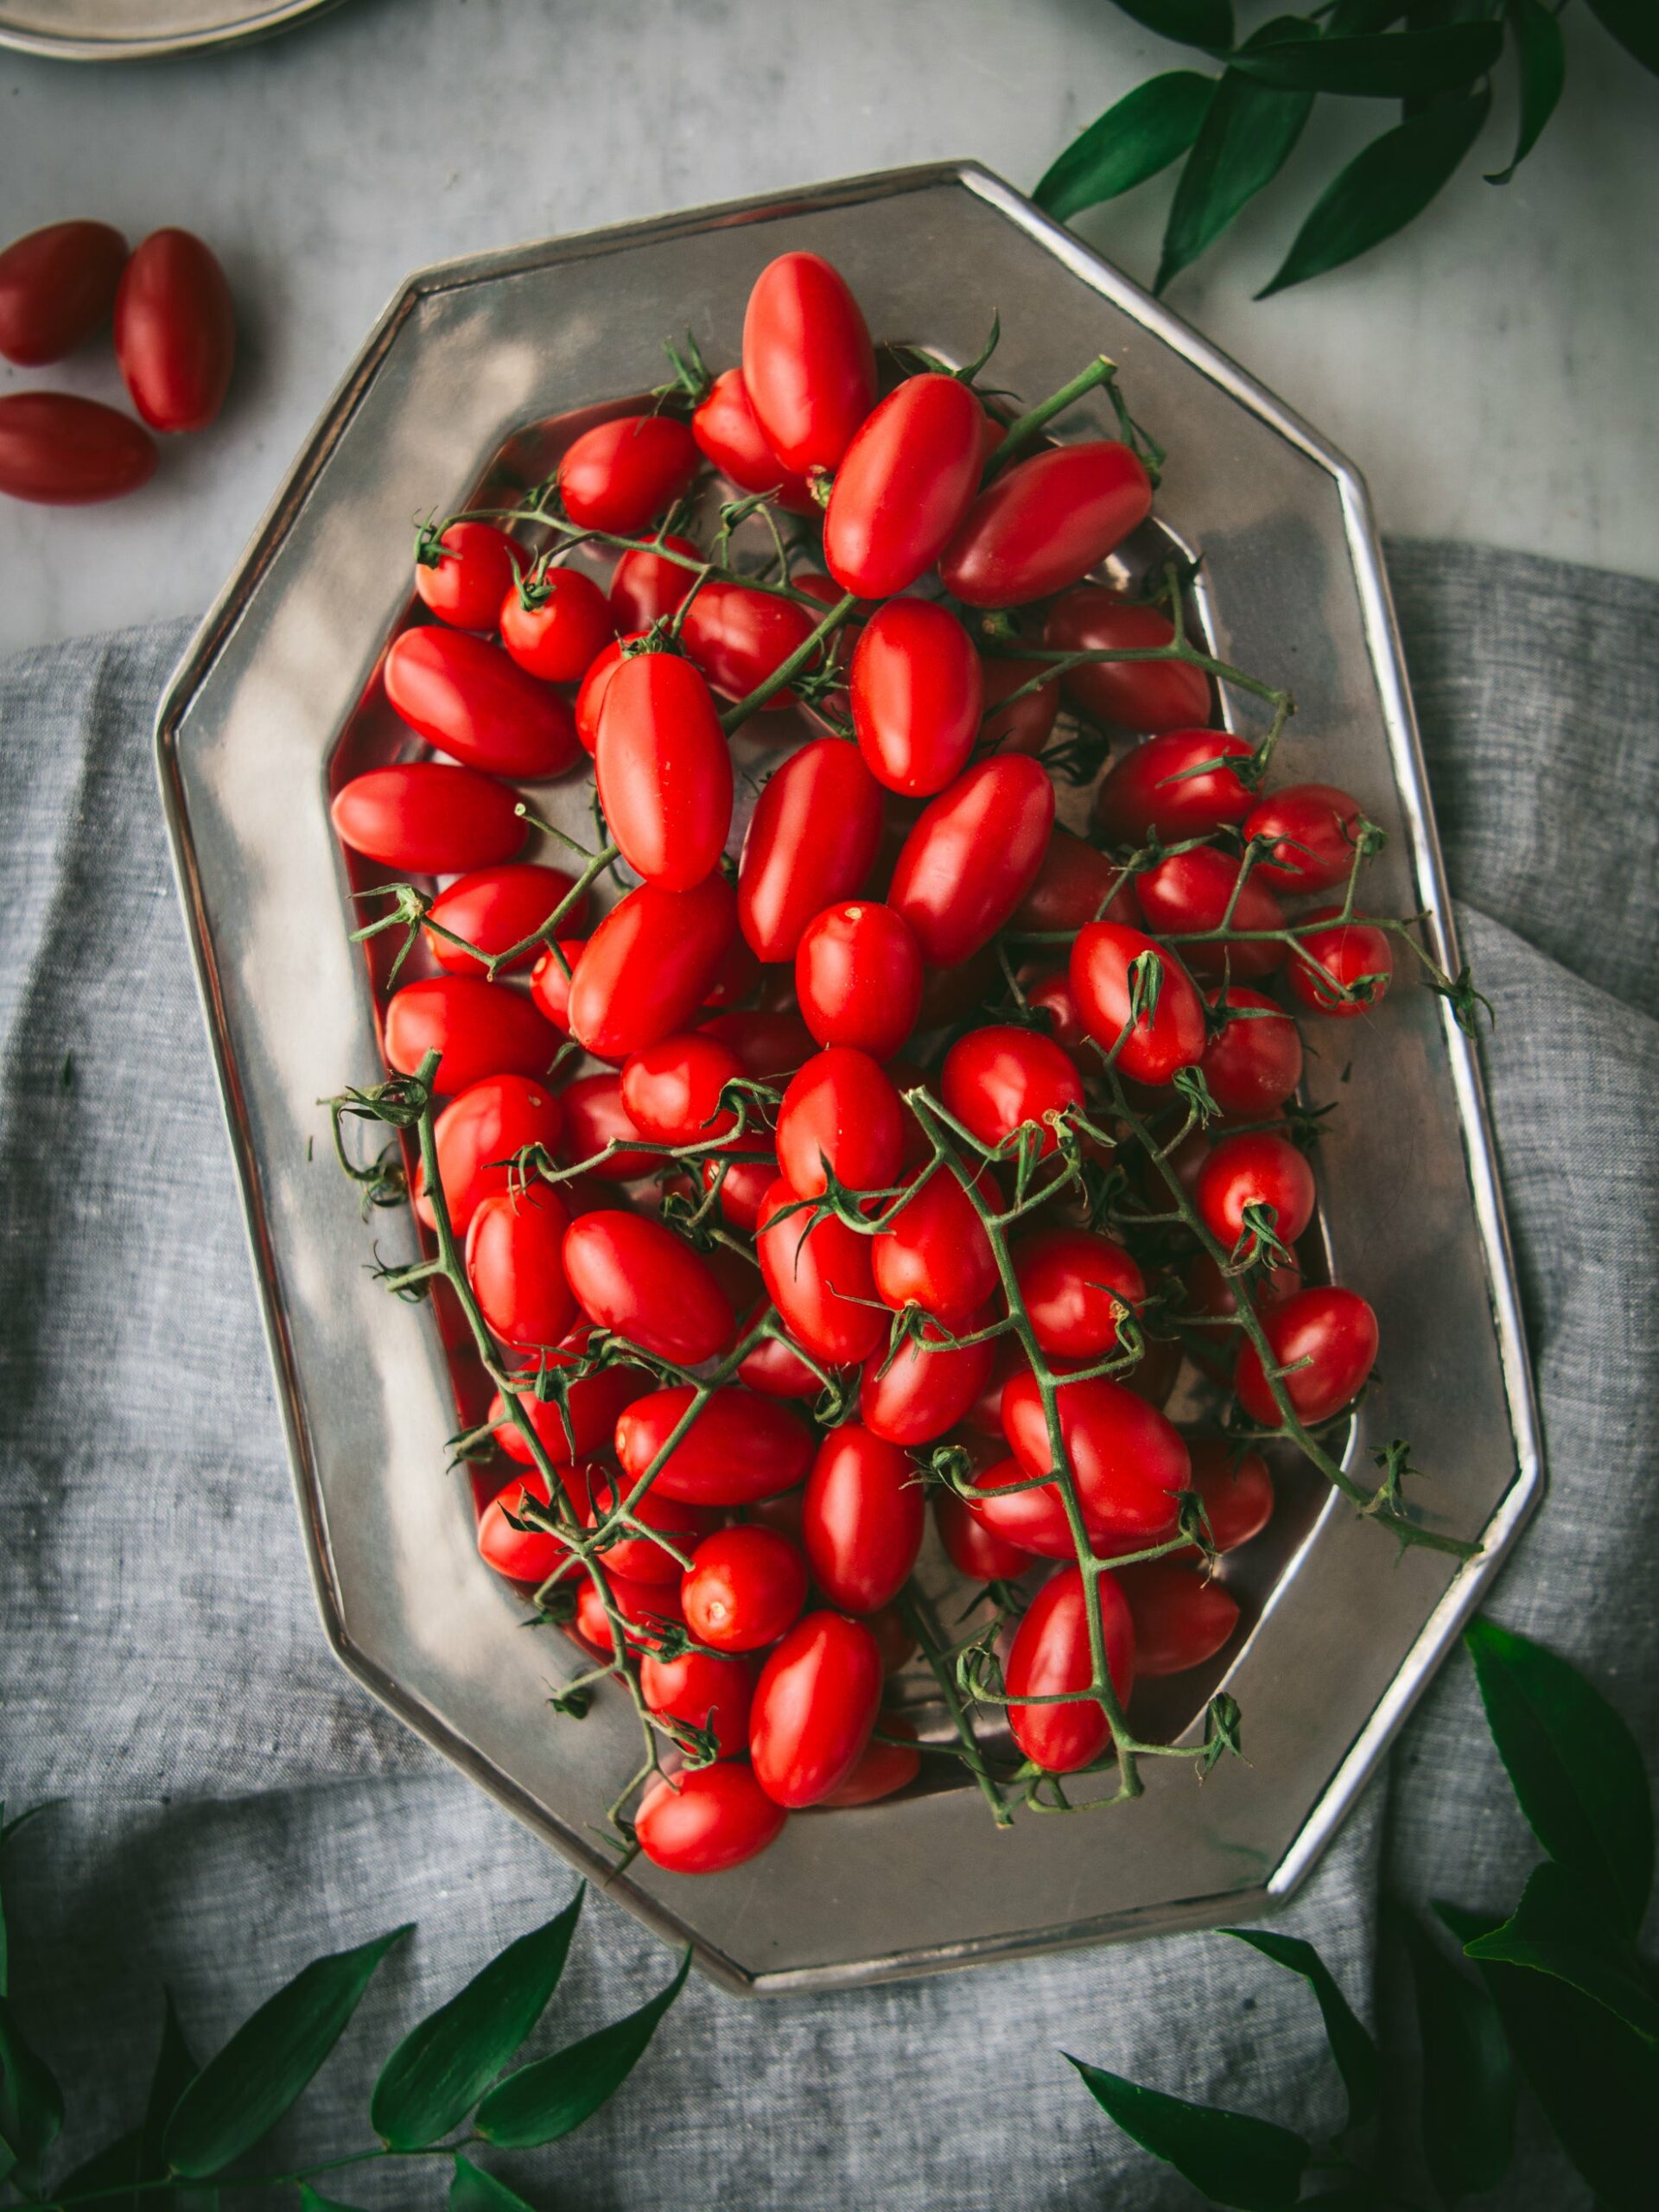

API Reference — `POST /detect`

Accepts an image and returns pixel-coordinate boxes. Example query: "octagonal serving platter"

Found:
[156,162,1541,1995]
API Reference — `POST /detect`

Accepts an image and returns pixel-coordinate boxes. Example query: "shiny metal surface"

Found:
[0,0,338,62]
[156,162,1541,1995]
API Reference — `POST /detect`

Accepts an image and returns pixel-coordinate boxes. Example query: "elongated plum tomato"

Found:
[1069,920,1205,1085]
[820,1714,921,1808]
[331,764,523,874]
[562,1211,734,1364]
[620,1032,741,1146]
[594,650,733,890]
[0,219,127,366]
[734,1313,823,1394]
[872,1162,998,1323]
[750,1610,883,1808]
[384,976,558,1096]
[701,1009,816,1081]
[1284,907,1395,1019]
[1095,729,1255,845]
[574,632,642,754]
[1044,588,1211,732]
[1006,1565,1135,1773]
[680,580,818,713]
[980,655,1062,753]
[1024,968,1084,1050]
[1012,827,1135,934]
[584,1468,718,1585]
[492,1351,652,1466]
[423,862,584,976]
[635,1762,786,1876]
[794,900,923,1060]
[1243,782,1365,893]
[572,1568,684,1653]
[996,1370,1188,1550]
[803,1426,924,1612]
[608,533,698,631]
[738,735,884,962]
[940,441,1152,608]
[1135,846,1287,982]
[849,598,982,797]
[1117,1562,1240,1677]
[384,628,579,779]
[741,251,876,475]
[415,522,524,632]
[567,873,737,1060]
[113,227,234,433]
[557,413,697,532]
[756,1177,887,1365]
[0,391,156,505]
[477,1464,579,1582]
[616,1384,813,1506]
[682,1526,808,1652]
[1181,1439,1274,1555]
[1198,988,1302,1119]
[413,1071,563,1234]
[1196,1132,1316,1262]
[1234,1286,1378,1427]
[1012,1226,1145,1358]
[933,1487,1033,1582]
[823,372,984,597]
[639,1647,753,1760]
[861,1319,995,1448]
[775,1046,904,1199]
[940,1026,1082,1158]
[889,754,1056,967]
[690,367,815,511]
[499,565,614,682]
[557,1071,655,1173]
[466,1180,576,1349]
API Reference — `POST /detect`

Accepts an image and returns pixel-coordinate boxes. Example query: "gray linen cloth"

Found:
[1,541,1654,2208]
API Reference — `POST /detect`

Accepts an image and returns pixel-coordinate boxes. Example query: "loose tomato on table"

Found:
[755,1179,887,1366]
[0,219,127,365]
[594,649,733,890]
[749,1611,883,1808]
[939,441,1152,607]
[794,900,924,1061]
[1069,920,1206,1085]
[940,1026,1083,1158]
[775,1046,904,1199]
[803,1426,925,1612]
[499,565,614,682]
[823,372,984,597]
[384,975,559,1096]
[424,862,584,976]
[412,1071,563,1234]
[682,1525,808,1651]
[1194,1132,1316,1262]
[870,1161,998,1325]
[384,628,580,779]
[1095,729,1255,846]
[615,1385,814,1507]
[887,753,1055,967]
[1198,987,1303,1119]
[1116,1562,1239,1676]
[1044,588,1211,733]
[557,413,698,531]
[1284,908,1395,1019]
[1006,1565,1135,1773]
[635,1763,786,1874]
[0,392,157,505]
[1234,1286,1378,1428]
[741,251,876,476]
[690,367,815,510]
[849,598,982,796]
[465,1180,576,1350]
[114,227,234,433]
[562,1211,735,1364]
[608,532,700,630]
[738,736,885,962]
[416,523,525,632]
[566,874,738,1060]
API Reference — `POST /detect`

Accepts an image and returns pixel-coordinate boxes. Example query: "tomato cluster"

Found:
[329,248,1419,1882]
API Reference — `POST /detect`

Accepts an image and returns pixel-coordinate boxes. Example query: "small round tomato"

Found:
[416,522,525,632]
[823,371,984,597]
[331,763,524,874]
[616,1385,815,1507]
[574,632,644,755]
[849,598,982,797]
[640,1646,753,1760]
[1195,1132,1316,1262]
[384,628,580,779]
[1117,1562,1239,1677]
[425,862,584,976]
[556,1071,655,1175]
[776,1046,904,1199]
[888,754,1056,967]
[499,564,614,681]
[384,976,559,1096]
[608,532,699,631]
[413,1072,563,1234]
[750,1611,883,1808]
[1181,1439,1274,1555]
[940,1026,1083,1158]
[1012,1227,1144,1359]
[1006,1565,1135,1773]
[563,1212,734,1364]
[871,1161,998,1324]
[690,367,815,509]
[466,1180,576,1349]
[1070,920,1205,1084]
[1285,908,1395,1019]
[682,1525,808,1651]
[1000,1369,1189,1550]
[478,1465,578,1583]
[620,1032,742,1147]
[860,1317,996,1448]
[1012,827,1135,934]
[557,413,698,532]
[492,1350,652,1466]
[113,227,234,432]
[940,441,1152,607]
[932,1486,1033,1582]
[0,391,156,505]
[741,251,876,475]
[1198,988,1303,1119]
[981,654,1062,753]
[567,874,738,1060]
[803,1426,925,1611]
[1235,1286,1378,1427]
[702,1150,778,1233]
[738,736,885,962]
[1243,783,1366,893]
[594,649,733,890]
[1044,588,1211,732]
[1095,729,1255,846]
[794,900,924,1061]
[756,1178,887,1365]
[0,219,127,365]
[680,579,819,711]
[1135,847,1287,981]
[819,1714,921,1808]
[636,1762,786,1873]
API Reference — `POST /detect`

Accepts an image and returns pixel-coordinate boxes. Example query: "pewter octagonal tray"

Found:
[156,162,1541,1995]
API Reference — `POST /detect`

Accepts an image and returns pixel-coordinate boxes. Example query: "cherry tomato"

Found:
[557,413,697,532]
[575,632,641,755]
[384,976,558,1096]
[416,523,524,632]
[1000,1369,1189,1548]
[823,372,984,596]
[680,579,818,711]
[819,1714,921,1808]
[563,1212,734,1363]
[1044,588,1211,731]
[568,874,738,1060]
[620,1032,742,1147]
[1235,1286,1378,1427]
[616,1384,814,1506]
[1284,908,1395,1019]
[635,1762,786,1873]
[425,863,583,976]
[741,251,876,475]
[466,1180,576,1349]
[940,1026,1083,1158]
[1095,729,1255,846]
[113,228,233,433]
[384,628,579,779]
[802,1426,923,1611]
[871,1161,998,1323]
[702,1150,778,1234]
[977,655,1061,754]
[933,1487,1033,1582]
[330,764,522,875]
[1118,1561,1238,1677]
[1011,1227,1144,1359]
[492,1350,652,1466]
[849,598,982,797]
[860,1317,996,1448]
[0,219,126,365]
[1070,920,1205,1084]
[1195,1132,1316,1262]
[572,1569,684,1654]
[1023,968,1085,1051]
[595,649,733,890]
[553,1071,652,1176]
[690,367,815,509]
[750,1611,883,1808]
[1198,988,1303,1119]
[793,900,923,1061]
[1135,847,1287,981]
[1183,1248,1301,1322]
[888,754,1056,967]
[735,1314,826,1395]
[608,532,699,632]
[499,564,614,682]
[527,941,588,1038]
[0,391,156,505]
[776,1046,904,1199]
[1181,1439,1274,1555]
[639,1646,754,1760]
[1243,782,1365,893]
[478,1465,579,1583]
[682,1526,808,1651]
[941,441,1152,607]
[738,736,884,962]
[412,1072,563,1234]
[1006,1565,1135,1773]
[701,1009,817,1081]
[1011,826,1134,934]
[756,1177,887,1365]
[582,1466,718,1586]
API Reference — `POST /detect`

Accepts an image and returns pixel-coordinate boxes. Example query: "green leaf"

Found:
[1397,1906,1515,2203]
[1585,0,1659,75]
[0,1994,63,2185]
[1221,1929,1378,2129]
[449,2154,542,2211]
[162,1925,411,2178]
[1065,2056,1310,2210]
[1465,1862,1658,2043]
[299,2188,372,2212]
[1109,0,1235,50]
[372,1891,584,2150]
[1034,72,1218,222]
[46,2126,143,2202]
[1233,23,1503,94]
[1465,1618,1654,1936]
[1156,18,1319,290]
[475,1947,690,2149]
[1486,0,1565,181]
[1255,86,1491,296]
[1325,2,1411,29]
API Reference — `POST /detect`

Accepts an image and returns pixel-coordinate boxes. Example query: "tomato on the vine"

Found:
[819,1715,921,1808]
[1095,729,1255,846]
[940,1025,1083,1158]
[803,1426,925,1612]
[425,863,583,976]
[1135,847,1287,981]
[749,1611,883,1808]
[499,565,615,682]
[849,597,982,797]
[932,1486,1033,1582]
[555,1071,655,1176]
[756,1178,887,1365]
[1195,1131,1316,1262]
[557,413,698,532]
[608,532,699,632]
[1012,827,1134,934]
[466,1180,576,1350]
[1069,920,1205,1085]
[823,372,984,597]
[635,1763,786,1874]
[939,442,1152,608]
[691,367,816,510]
[738,736,884,962]
[567,874,738,1060]
[416,523,525,632]
[680,579,819,712]
[794,900,924,1061]
[741,251,876,475]
[1006,1565,1135,1773]
[1044,588,1210,732]
[620,1031,742,1147]
[563,1211,735,1363]
[682,1525,808,1651]
[1233,1286,1379,1427]
[1116,1562,1239,1677]
[384,976,559,1096]
[331,764,524,874]
[775,1046,904,1198]
[615,1385,814,1507]
[413,1072,563,1234]
[999,1368,1189,1549]
[594,649,733,891]
[1243,783,1366,893]
[640,1647,754,1761]
[980,655,1063,753]
[1011,1226,1145,1359]
[871,1160,998,1324]
[384,627,580,779]
[1181,1439,1274,1554]
[477,1465,575,1584]
[1284,908,1395,1019]
[1198,988,1303,1119]
[860,1318,996,1447]
[888,754,1055,967]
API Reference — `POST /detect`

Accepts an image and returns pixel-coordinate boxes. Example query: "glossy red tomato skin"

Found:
[1243,782,1365,893]
[499,565,614,682]
[861,1319,996,1448]
[1023,968,1085,1051]
[478,1465,579,1583]
[0,391,156,505]
[558,413,697,531]
[756,1177,887,1366]
[492,1351,652,1467]
[776,1046,904,1199]
[1196,1132,1316,1259]
[1044,588,1211,732]
[1095,729,1255,846]
[563,1213,734,1364]
[635,1763,786,1873]
[742,251,876,475]
[413,1073,563,1234]
[384,976,558,1096]
[604,537,696,637]
[1198,988,1303,1119]
[701,1151,775,1234]
[1284,907,1395,1019]
[1012,828,1134,934]
[680,580,817,712]
[574,633,639,755]
[1000,1369,1190,1549]
[0,219,127,365]
[819,1714,921,1808]
[620,1032,741,1146]
[384,628,580,779]
[581,1467,718,1586]
[932,1487,1033,1582]
[823,372,985,596]
[1235,1286,1379,1427]
[794,900,923,1061]
[889,755,1056,967]
[330,764,523,874]
[555,1071,653,1175]
[941,441,1152,608]
[803,1426,924,1611]
[1012,1227,1145,1359]
[416,523,524,632]
[1070,920,1206,1085]
[466,1181,576,1349]
[849,598,982,797]
[871,1162,998,1324]
[616,1385,814,1507]
[701,1009,817,1082]
[738,737,884,962]
[113,228,233,432]
[568,874,738,1061]
[940,1026,1083,1158]
[1117,1562,1240,1677]
[682,1526,808,1651]
[1006,1566,1135,1773]
[750,1611,884,1808]
[640,1647,754,1760]
[690,368,815,509]
[734,1314,826,1395]
[1135,847,1287,982]
[1183,1248,1301,1324]
[424,863,583,976]
[572,1569,685,1654]
[594,651,733,891]
[1180,1439,1274,1556]
[979,655,1062,753]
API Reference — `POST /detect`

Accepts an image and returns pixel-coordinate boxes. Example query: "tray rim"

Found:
[0,0,340,62]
